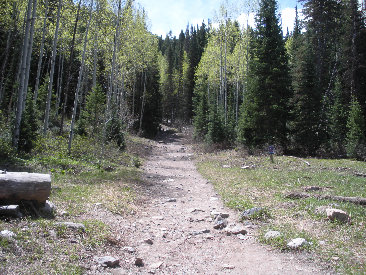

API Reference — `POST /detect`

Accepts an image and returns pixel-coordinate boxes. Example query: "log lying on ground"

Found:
[0,172,51,205]
[286,192,366,206]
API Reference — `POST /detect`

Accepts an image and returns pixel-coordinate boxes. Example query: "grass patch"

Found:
[0,132,145,273]
[196,150,366,273]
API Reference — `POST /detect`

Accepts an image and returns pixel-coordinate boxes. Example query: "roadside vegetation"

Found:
[195,149,366,274]
[0,132,149,274]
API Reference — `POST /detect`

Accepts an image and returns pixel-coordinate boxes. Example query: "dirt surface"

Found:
[92,129,330,275]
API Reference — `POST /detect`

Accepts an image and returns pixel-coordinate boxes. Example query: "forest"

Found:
[0,0,365,160]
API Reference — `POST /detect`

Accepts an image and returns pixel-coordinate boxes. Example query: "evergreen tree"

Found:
[346,97,366,159]
[238,0,291,147]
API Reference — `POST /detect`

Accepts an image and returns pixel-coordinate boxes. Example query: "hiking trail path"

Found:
[103,129,329,274]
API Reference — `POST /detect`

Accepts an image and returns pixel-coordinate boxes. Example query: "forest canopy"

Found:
[0,0,365,159]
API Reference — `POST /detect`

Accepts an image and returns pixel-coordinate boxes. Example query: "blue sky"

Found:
[136,0,301,37]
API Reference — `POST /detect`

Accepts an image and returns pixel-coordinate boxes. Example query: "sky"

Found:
[136,0,302,37]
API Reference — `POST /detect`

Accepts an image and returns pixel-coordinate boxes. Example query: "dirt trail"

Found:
[110,130,328,274]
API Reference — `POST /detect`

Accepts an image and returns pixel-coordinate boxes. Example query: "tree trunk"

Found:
[139,70,146,133]
[33,0,49,102]
[12,0,36,149]
[43,0,62,135]
[0,172,51,205]
[59,0,82,134]
[56,52,64,115]
[68,0,94,154]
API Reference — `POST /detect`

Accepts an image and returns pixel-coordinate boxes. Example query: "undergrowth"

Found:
[196,151,366,273]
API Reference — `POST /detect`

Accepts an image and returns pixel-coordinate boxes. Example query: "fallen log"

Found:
[0,172,51,205]
[286,192,366,206]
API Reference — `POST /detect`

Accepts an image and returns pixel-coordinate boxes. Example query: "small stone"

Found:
[166,198,177,203]
[144,239,154,245]
[122,246,136,253]
[222,165,231,168]
[213,215,228,230]
[287,238,308,249]
[95,256,120,268]
[149,262,163,269]
[222,264,235,270]
[59,211,69,217]
[189,208,204,213]
[152,216,164,220]
[0,205,22,218]
[264,231,281,240]
[49,230,57,238]
[237,234,248,240]
[241,207,264,219]
[326,208,350,223]
[39,200,56,217]
[210,211,229,219]
[135,258,144,267]
[224,224,247,235]
[0,230,16,240]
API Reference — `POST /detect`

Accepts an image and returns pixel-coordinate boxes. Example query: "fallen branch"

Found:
[354,172,366,178]
[286,192,366,206]
[287,156,310,166]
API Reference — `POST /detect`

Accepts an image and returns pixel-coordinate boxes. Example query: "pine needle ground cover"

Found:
[196,150,366,274]
[0,134,146,274]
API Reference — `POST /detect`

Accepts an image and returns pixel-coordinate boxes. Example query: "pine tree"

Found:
[346,97,366,159]
[238,0,291,147]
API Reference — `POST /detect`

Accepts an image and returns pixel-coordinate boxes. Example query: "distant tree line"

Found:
[1,0,365,160]
[190,0,366,159]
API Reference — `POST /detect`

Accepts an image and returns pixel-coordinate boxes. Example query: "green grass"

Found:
[196,151,366,273]
[0,133,144,274]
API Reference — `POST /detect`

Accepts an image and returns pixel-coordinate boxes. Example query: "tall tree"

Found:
[238,0,291,147]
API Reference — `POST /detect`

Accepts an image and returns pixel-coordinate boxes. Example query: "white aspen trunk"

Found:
[139,70,146,133]
[92,1,100,90]
[132,70,136,117]
[43,0,62,135]
[13,0,35,149]
[59,0,82,134]
[0,31,12,105]
[236,79,239,123]
[56,52,64,114]
[68,0,94,154]
[103,0,122,150]
[22,0,37,114]
[224,24,228,125]
[33,0,49,102]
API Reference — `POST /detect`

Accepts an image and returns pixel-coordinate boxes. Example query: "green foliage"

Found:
[238,0,291,147]
[205,105,225,144]
[327,78,348,155]
[287,34,322,155]
[346,97,366,159]
[19,94,38,153]
[0,110,13,160]
[105,115,125,150]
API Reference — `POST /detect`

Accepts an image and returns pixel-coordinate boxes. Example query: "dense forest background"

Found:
[0,0,365,160]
